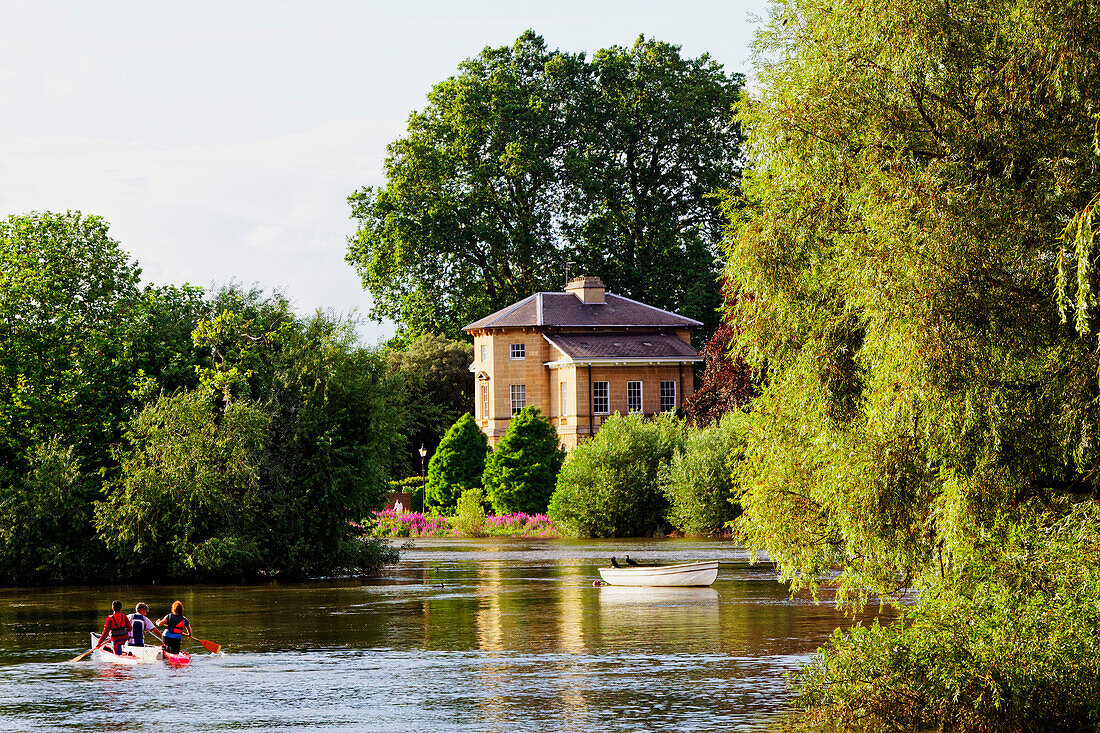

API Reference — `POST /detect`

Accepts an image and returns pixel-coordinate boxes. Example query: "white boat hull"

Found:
[598,560,719,587]
[90,632,162,663]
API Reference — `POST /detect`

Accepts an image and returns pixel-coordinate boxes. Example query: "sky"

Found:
[1,0,772,344]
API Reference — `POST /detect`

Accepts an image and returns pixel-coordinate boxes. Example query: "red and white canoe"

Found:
[598,560,720,587]
[88,633,190,665]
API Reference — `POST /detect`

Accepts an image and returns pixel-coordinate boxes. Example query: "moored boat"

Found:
[597,560,719,587]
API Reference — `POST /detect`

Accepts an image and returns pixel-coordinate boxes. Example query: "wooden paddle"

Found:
[67,638,108,664]
[186,633,221,654]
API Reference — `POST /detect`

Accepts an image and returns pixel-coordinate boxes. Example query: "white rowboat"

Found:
[90,632,162,663]
[598,560,719,587]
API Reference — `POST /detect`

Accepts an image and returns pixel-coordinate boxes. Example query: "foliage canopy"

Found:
[726,0,1100,601]
[347,30,744,339]
[548,413,684,537]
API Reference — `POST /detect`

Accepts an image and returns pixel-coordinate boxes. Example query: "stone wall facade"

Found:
[470,327,696,450]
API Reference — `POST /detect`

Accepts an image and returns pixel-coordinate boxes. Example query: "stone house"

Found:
[463,276,702,450]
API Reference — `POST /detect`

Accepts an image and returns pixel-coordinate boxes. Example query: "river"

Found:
[0,538,887,731]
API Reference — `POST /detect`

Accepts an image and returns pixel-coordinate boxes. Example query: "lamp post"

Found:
[419,444,427,478]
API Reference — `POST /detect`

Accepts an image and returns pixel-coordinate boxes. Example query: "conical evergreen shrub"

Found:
[424,413,488,513]
[482,406,565,515]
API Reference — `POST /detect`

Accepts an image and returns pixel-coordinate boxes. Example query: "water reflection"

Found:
[0,538,889,732]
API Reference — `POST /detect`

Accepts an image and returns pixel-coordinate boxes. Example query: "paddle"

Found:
[186,633,221,654]
[67,638,108,664]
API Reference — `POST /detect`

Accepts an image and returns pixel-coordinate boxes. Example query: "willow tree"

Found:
[727,0,1100,600]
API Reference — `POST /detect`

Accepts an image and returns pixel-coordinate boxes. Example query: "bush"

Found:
[96,389,269,580]
[424,413,488,513]
[482,406,565,515]
[483,513,559,537]
[661,412,744,535]
[451,488,488,537]
[368,509,447,538]
[0,439,106,584]
[792,501,1100,732]
[548,413,685,537]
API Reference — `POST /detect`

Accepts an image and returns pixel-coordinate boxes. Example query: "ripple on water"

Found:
[0,538,888,731]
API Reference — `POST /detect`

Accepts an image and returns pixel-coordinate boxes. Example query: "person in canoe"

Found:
[95,600,132,655]
[156,601,192,655]
[128,603,162,648]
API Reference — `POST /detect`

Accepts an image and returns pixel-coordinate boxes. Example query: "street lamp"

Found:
[419,444,427,477]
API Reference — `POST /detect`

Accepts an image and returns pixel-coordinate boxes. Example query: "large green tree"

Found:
[386,333,474,477]
[0,212,142,473]
[347,31,744,339]
[728,0,1100,598]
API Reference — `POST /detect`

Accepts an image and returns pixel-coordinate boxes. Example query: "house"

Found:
[463,276,702,450]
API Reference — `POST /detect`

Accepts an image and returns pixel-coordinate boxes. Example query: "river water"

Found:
[0,538,887,732]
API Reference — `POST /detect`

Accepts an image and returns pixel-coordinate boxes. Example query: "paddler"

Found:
[95,600,132,655]
[128,603,162,648]
[156,601,192,655]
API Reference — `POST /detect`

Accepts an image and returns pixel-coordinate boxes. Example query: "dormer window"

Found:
[510,343,525,360]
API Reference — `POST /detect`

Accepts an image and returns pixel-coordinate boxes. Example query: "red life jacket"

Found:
[164,614,188,635]
[106,612,130,640]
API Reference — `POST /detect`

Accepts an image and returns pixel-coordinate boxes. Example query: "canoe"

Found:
[598,560,719,587]
[89,633,141,665]
[88,632,188,664]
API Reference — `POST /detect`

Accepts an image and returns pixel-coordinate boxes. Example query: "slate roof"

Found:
[463,292,701,331]
[545,333,701,362]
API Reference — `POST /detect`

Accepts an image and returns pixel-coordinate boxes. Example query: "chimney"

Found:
[565,275,606,304]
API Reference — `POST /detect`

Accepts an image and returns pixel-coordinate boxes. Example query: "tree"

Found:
[386,333,474,477]
[0,439,105,584]
[564,37,745,336]
[661,412,744,535]
[482,406,564,515]
[97,388,270,580]
[347,31,744,339]
[681,320,761,426]
[548,413,684,537]
[424,413,489,513]
[0,212,142,474]
[98,298,403,580]
[725,0,1100,601]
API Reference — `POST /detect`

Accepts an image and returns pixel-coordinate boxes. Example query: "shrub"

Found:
[482,406,565,515]
[661,412,744,535]
[483,513,559,538]
[451,488,488,537]
[368,509,447,538]
[0,439,105,584]
[548,413,685,537]
[793,501,1100,732]
[424,413,488,513]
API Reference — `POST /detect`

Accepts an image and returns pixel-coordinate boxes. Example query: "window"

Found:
[627,381,642,412]
[481,384,489,419]
[510,343,525,360]
[481,344,487,362]
[660,380,677,412]
[559,381,567,416]
[593,381,609,414]
[510,384,526,415]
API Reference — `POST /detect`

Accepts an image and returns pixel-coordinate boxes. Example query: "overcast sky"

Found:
[2,0,771,344]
